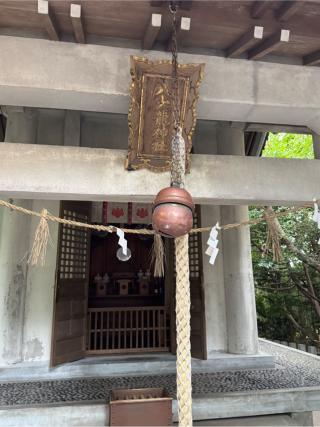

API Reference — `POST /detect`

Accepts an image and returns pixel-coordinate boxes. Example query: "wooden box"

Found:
[96,281,107,297]
[139,278,149,296]
[118,279,130,295]
[110,388,172,426]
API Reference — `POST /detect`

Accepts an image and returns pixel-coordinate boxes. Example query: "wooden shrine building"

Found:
[0,1,320,425]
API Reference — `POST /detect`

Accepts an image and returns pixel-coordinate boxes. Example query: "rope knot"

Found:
[28,208,51,266]
[263,207,283,263]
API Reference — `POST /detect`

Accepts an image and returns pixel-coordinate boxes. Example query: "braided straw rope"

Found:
[0,197,318,426]
[0,199,314,236]
[175,235,193,427]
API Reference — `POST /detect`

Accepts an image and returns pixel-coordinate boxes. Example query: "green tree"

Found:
[263,133,314,159]
[251,133,320,346]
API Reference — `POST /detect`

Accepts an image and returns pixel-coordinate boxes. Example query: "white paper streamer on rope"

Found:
[312,200,320,244]
[205,222,220,265]
[116,228,128,256]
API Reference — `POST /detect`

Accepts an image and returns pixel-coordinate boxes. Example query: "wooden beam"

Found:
[178,1,193,11]
[166,16,191,50]
[275,1,304,22]
[251,1,270,19]
[150,1,164,6]
[226,26,264,58]
[38,0,59,41]
[303,49,320,66]
[248,29,290,60]
[70,3,85,44]
[142,13,162,50]
[150,1,192,10]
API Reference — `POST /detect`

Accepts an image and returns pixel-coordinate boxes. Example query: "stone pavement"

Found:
[0,340,319,409]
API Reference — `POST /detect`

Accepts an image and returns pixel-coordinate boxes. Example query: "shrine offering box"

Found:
[109,387,172,426]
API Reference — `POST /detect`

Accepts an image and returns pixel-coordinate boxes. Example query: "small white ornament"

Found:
[205,222,220,265]
[116,228,127,256]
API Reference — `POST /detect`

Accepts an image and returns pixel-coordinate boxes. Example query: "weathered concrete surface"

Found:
[221,204,258,354]
[190,391,320,423]
[22,200,59,364]
[4,107,38,144]
[218,127,258,355]
[0,199,32,365]
[0,199,59,367]
[201,205,227,354]
[0,143,319,205]
[0,352,274,381]
[0,36,320,132]
[1,107,218,153]
[195,413,316,426]
[312,132,320,160]
[0,394,320,426]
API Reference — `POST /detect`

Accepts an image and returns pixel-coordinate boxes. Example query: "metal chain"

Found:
[169,1,185,188]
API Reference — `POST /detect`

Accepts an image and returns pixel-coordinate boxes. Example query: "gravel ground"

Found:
[0,340,319,408]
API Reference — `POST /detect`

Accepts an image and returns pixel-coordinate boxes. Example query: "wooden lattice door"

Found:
[189,207,207,360]
[170,207,207,359]
[51,201,91,367]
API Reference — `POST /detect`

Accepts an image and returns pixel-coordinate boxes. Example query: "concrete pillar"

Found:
[0,199,60,366]
[23,200,59,363]
[0,199,32,365]
[218,125,259,354]
[0,108,43,366]
[196,122,228,354]
[201,205,227,355]
[64,110,81,146]
[4,106,38,143]
[312,132,320,159]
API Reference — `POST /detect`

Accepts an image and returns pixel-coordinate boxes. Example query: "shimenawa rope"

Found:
[0,199,316,267]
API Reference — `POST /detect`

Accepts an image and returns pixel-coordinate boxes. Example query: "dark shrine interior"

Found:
[88,224,166,309]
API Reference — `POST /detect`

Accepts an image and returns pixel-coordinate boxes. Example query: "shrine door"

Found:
[51,201,91,366]
[170,207,207,360]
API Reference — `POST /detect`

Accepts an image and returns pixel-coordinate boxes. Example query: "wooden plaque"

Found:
[126,56,204,172]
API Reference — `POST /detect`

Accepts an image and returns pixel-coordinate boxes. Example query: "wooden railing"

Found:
[87,306,170,354]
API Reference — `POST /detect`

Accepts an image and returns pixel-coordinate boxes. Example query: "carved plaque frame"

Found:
[126,56,205,172]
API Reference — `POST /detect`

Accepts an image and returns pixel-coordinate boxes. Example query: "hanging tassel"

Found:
[264,207,283,263]
[152,233,165,277]
[28,209,51,266]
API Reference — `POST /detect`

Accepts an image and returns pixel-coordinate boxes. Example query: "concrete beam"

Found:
[0,36,320,133]
[0,143,319,205]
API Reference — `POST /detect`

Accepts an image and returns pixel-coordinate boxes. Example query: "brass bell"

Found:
[152,187,194,238]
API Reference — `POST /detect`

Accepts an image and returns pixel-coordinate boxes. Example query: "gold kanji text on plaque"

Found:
[126,56,204,172]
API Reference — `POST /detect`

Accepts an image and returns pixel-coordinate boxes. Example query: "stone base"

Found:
[0,400,319,427]
[0,352,275,382]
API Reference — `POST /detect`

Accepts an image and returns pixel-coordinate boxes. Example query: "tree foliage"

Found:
[263,133,314,159]
[251,133,320,345]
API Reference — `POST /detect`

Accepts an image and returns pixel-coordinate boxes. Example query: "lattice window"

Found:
[173,207,202,280]
[59,209,89,280]
[188,209,201,279]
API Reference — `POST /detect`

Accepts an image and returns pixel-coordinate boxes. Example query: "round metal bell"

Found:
[116,247,132,262]
[152,187,194,238]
